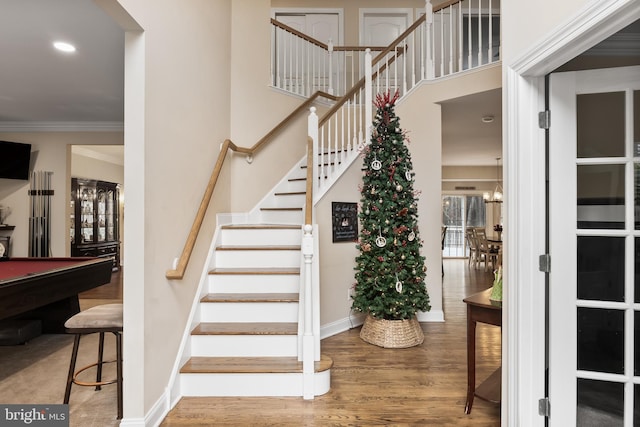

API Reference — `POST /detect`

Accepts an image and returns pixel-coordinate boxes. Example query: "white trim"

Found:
[505,0,640,425]
[319,310,444,340]
[0,121,123,132]
[511,0,640,77]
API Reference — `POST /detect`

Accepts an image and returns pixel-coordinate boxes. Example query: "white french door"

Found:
[549,66,640,426]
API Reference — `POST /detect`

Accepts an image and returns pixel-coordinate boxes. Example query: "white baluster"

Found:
[467,0,472,69]
[488,0,493,63]
[365,49,372,146]
[478,0,483,66]
[458,2,463,71]
[308,107,319,204]
[340,105,345,164]
[328,39,334,95]
[439,9,444,77]
[449,5,453,75]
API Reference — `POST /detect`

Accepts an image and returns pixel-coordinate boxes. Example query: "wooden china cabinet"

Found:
[70,178,120,270]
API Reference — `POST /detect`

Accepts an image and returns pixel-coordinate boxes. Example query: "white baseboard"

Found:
[320,309,445,339]
[417,309,445,322]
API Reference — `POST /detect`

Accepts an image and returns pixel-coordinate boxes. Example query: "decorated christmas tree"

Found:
[352,91,431,328]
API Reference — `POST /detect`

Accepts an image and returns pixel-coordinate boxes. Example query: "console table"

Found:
[463,287,502,414]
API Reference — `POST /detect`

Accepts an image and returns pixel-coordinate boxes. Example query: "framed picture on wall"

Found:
[332,202,358,243]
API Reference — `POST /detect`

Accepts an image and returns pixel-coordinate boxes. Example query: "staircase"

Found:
[179,158,331,397]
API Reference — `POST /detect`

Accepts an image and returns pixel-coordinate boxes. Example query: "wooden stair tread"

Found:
[220,224,300,230]
[202,293,299,303]
[216,245,301,251]
[259,207,303,211]
[208,267,300,275]
[192,322,298,335]
[288,177,306,182]
[180,355,333,374]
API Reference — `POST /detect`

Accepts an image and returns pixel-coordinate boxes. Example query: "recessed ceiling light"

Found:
[53,41,76,53]
[482,115,495,123]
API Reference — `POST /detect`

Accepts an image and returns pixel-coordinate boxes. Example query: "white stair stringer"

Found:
[178,163,332,398]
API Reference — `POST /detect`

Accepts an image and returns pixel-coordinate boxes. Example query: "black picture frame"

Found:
[332,202,358,243]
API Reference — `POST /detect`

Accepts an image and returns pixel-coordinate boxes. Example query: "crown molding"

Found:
[0,121,124,132]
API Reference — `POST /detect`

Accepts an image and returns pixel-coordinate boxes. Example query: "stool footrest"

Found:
[73,359,118,387]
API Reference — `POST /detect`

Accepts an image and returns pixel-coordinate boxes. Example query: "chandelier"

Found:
[484,157,503,203]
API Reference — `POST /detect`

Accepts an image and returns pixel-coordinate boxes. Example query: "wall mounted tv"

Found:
[0,140,32,180]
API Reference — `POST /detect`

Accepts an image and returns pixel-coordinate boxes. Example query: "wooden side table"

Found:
[463,288,502,414]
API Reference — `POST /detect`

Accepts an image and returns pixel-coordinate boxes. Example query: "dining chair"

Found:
[474,229,500,272]
[465,229,479,268]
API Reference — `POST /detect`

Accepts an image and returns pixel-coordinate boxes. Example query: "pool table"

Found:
[0,257,113,333]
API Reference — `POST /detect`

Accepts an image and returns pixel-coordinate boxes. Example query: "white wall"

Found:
[0,132,122,257]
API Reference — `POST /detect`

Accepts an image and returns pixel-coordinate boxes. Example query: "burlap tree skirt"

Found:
[359,314,424,348]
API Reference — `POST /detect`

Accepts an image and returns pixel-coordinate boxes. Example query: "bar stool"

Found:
[63,303,123,419]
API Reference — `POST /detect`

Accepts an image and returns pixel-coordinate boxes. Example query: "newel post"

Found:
[425,0,435,80]
[302,224,315,399]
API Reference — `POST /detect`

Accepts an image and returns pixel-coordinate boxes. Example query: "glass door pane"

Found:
[442,194,485,258]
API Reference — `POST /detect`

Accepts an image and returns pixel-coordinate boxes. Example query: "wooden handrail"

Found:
[166,92,337,280]
[271,18,396,55]
[271,18,328,49]
[168,6,459,279]
[305,136,314,225]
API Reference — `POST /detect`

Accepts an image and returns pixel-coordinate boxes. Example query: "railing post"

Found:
[308,107,319,196]
[425,0,434,79]
[302,224,315,399]
[364,49,373,146]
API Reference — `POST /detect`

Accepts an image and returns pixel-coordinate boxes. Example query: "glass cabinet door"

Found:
[69,192,75,244]
[106,189,115,241]
[79,185,94,243]
[97,189,106,242]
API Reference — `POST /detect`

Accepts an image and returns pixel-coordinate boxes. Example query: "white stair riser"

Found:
[180,370,331,397]
[215,250,300,268]
[208,275,299,293]
[262,194,306,209]
[220,228,301,246]
[200,302,299,322]
[280,179,307,193]
[191,335,297,357]
[260,210,304,224]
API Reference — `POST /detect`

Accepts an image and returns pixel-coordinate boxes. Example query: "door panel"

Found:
[549,66,640,426]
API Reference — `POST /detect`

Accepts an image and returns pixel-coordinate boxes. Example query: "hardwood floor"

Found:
[161,259,501,426]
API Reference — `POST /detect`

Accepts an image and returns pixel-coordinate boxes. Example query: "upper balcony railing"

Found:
[271,0,500,99]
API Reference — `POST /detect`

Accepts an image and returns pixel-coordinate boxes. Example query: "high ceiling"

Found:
[0,1,501,166]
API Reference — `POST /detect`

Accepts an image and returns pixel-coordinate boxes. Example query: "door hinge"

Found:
[539,254,551,273]
[538,110,550,129]
[538,397,551,417]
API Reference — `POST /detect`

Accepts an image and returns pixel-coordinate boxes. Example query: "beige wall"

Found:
[502,0,590,63]
[0,132,122,257]
[115,0,232,418]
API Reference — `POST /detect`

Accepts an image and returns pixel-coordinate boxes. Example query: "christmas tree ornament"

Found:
[395,275,403,293]
[396,184,403,192]
[405,171,412,181]
[371,156,382,171]
[408,231,415,241]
